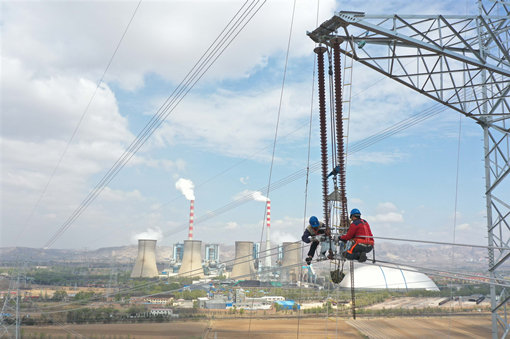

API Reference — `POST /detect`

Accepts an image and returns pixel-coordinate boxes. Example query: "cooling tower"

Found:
[281,242,301,282]
[131,239,159,278]
[178,240,204,278]
[231,241,256,280]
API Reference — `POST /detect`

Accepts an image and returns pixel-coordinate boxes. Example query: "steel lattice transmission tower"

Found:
[0,259,26,339]
[308,0,509,337]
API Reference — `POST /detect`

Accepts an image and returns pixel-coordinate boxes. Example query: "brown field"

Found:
[22,316,494,338]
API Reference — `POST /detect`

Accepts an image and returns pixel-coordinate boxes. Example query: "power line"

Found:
[14,0,143,245]
[84,55,472,247]
[38,241,306,311]
[42,0,267,249]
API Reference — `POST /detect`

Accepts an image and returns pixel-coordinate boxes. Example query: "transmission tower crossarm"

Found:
[308,2,510,338]
[307,12,510,78]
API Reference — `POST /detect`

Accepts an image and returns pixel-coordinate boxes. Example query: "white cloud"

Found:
[99,188,144,202]
[162,159,186,172]
[348,151,408,166]
[240,176,249,185]
[153,83,316,160]
[456,223,471,231]
[369,212,404,224]
[449,211,463,220]
[376,202,398,214]
[2,1,336,90]
[224,222,239,230]
[350,198,363,205]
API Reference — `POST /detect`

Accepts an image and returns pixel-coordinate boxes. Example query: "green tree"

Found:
[239,308,245,315]
[51,290,67,302]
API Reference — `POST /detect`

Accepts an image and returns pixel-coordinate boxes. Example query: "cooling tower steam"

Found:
[131,227,163,245]
[176,178,195,200]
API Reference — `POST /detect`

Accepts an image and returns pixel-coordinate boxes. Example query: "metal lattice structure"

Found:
[0,260,25,339]
[308,1,509,337]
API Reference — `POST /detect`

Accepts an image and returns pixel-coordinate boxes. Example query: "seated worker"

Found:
[338,209,374,262]
[302,216,327,265]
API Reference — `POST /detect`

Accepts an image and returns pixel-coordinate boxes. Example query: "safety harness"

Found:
[346,219,374,254]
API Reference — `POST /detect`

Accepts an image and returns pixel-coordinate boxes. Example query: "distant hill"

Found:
[0,242,490,269]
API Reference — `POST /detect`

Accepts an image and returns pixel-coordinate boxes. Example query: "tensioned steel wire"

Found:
[297,3,320,339]
[155,86,486,241]
[42,0,267,249]
[14,0,143,246]
[449,111,463,339]
[84,59,465,247]
[249,0,297,336]
[37,235,506,312]
[35,249,309,315]
[32,253,508,317]
[38,240,307,310]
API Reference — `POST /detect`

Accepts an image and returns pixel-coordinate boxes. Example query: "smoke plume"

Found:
[175,178,195,200]
[131,227,163,244]
[235,190,270,202]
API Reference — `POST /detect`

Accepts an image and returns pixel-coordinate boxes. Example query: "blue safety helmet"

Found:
[350,208,361,218]
[309,216,320,228]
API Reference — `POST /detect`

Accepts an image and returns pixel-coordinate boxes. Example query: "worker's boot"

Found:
[358,252,367,263]
[305,256,312,265]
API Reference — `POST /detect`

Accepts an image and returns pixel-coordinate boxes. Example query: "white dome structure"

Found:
[339,264,439,291]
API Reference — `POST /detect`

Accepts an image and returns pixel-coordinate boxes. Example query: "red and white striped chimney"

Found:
[188,199,195,240]
[265,199,272,267]
[266,200,271,229]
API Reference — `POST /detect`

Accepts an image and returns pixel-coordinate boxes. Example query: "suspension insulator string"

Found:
[314,46,329,230]
[331,37,348,229]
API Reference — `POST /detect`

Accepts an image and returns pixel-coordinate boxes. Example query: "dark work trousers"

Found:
[345,243,373,260]
[307,241,320,257]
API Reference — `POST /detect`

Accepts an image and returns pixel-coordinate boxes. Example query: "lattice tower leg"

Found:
[350,260,356,319]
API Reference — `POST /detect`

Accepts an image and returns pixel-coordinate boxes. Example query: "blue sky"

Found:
[1,0,495,250]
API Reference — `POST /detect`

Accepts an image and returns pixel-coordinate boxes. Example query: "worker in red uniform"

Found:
[338,208,374,262]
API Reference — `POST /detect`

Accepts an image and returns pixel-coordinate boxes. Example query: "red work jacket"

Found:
[340,218,374,245]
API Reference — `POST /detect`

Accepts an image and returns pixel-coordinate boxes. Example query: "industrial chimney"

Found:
[178,240,204,278]
[264,200,271,267]
[131,239,159,278]
[188,200,195,240]
[231,241,256,280]
[281,242,301,282]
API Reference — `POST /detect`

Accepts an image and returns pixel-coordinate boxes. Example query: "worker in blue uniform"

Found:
[302,216,330,265]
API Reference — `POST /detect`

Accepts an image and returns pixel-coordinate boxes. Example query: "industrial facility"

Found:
[339,265,440,291]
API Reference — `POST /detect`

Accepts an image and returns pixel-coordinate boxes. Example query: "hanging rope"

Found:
[297,2,320,337]
[448,112,463,338]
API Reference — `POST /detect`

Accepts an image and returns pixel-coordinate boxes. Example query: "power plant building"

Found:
[253,242,260,260]
[173,243,184,262]
[205,244,220,262]
[131,239,159,278]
